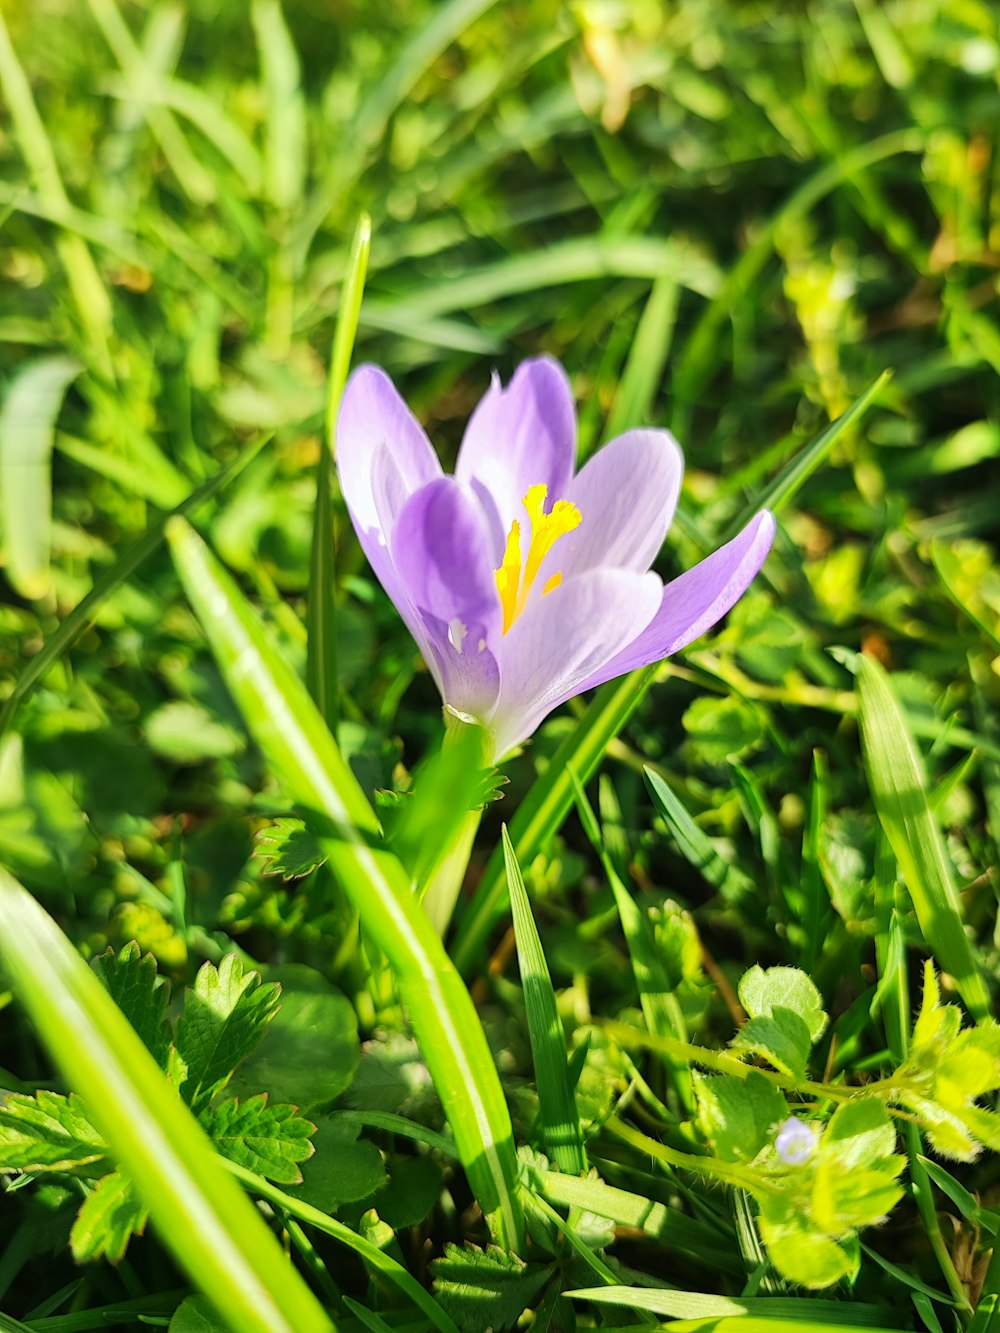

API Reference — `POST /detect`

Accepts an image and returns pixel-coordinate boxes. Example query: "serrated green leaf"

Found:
[0,868,334,1331]
[738,966,829,1042]
[173,955,281,1112]
[199,1095,315,1185]
[0,1089,106,1173]
[694,1071,787,1164]
[255,817,328,880]
[911,962,959,1054]
[732,1011,813,1079]
[91,942,172,1068]
[899,1092,978,1162]
[70,1169,148,1264]
[431,1244,552,1333]
[287,1117,387,1210]
[682,694,766,763]
[227,966,358,1111]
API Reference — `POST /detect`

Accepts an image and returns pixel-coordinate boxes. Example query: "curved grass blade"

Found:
[855,653,990,1021]
[0,355,81,600]
[225,1162,460,1333]
[167,517,523,1253]
[452,665,659,974]
[0,868,334,1333]
[0,432,269,740]
[307,213,371,730]
[503,827,586,1175]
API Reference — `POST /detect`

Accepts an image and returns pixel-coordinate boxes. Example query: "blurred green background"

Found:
[1,0,998,1001]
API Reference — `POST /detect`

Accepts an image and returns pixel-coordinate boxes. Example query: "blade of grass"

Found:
[452,665,659,975]
[643,766,756,902]
[224,1162,459,1333]
[855,653,989,1021]
[0,868,334,1333]
[307,213,371,730]
[167,517,523,1253]
[571,775,694,1112]
[0,356,81,601]
[719,371,890,543]
[0,8,112,368]
[503,827,586,1174]
[0,432,271,739]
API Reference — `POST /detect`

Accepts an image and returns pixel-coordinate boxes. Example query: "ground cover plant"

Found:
[1,0,999,1329]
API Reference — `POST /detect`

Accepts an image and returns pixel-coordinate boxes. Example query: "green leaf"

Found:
[0,1089,106,1173]
[738,965,829,1042]
[431,1244,552,1333]
[173,954,281,1112]
[143,701,245,764]
[91,942,172,1068]
[855,654,990,1020]
[812,1101,904,1232]
[255,817,329,880]
[287,1117,387,1210]
[374,1156,444,1230]
[169,1296,229,1333]
[757,1195,854,1289]
[732,1012,813,1079]
[503,826,586,1175]
[0,867,332,1333]
[199,1096,315,1185]
[682,694,766,763]
[643,765,756,902]
[694,1071,788,1164]
[0,354,81,600]
[70,1169,148,1264]
[227,966,358,1111]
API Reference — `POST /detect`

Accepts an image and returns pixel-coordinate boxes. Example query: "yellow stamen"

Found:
[495,484,581,633]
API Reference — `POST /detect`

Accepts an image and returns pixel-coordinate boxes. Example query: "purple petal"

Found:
[390,479,502,716]
[336,365,442,542]
[489,570,662,756]
[455,357,577,560]
[541,428,683,583]
[572,511,777,693]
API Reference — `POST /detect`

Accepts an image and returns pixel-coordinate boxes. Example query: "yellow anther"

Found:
[495,484,581,633]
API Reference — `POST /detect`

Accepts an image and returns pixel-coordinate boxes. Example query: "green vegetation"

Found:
[1,0,999,1329]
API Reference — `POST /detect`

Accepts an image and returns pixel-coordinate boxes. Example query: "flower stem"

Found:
[422,806,483,936]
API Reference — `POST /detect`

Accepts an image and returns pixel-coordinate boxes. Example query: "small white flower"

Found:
[775,1116,818,1165]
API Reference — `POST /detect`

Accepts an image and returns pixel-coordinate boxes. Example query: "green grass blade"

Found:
[571,775,694,1111]
[0,432,270,740]
[565,1287,903,1328]
[0,355,81,600]
[225,1163,459,1333]
[452,665,659,975]
[251,0,306,214]
[0,868,334,1333]
[604,272,680,443]
[643,766,756,902]
[720,370,890,543]
[167,517,523,1253]
[307,214,371,730]
[855,653,990,1020]
[502,827,586,1175]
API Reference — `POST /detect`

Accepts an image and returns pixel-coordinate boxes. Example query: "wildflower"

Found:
[337,357,775,759]
[775,1116,818,1165]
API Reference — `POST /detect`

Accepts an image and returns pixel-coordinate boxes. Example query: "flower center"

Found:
[494,484,581,634]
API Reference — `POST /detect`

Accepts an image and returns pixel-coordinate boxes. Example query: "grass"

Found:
[0,0,999,1328]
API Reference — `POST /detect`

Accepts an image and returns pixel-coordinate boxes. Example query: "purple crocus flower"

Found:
[337,357,775,760]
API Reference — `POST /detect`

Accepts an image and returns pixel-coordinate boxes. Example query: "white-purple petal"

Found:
[337,364,442,542]
[572,511,777,693]
[489,569,662,756]
[543,428,683,582]
[455,357,577,560]
[390,479,502,716]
